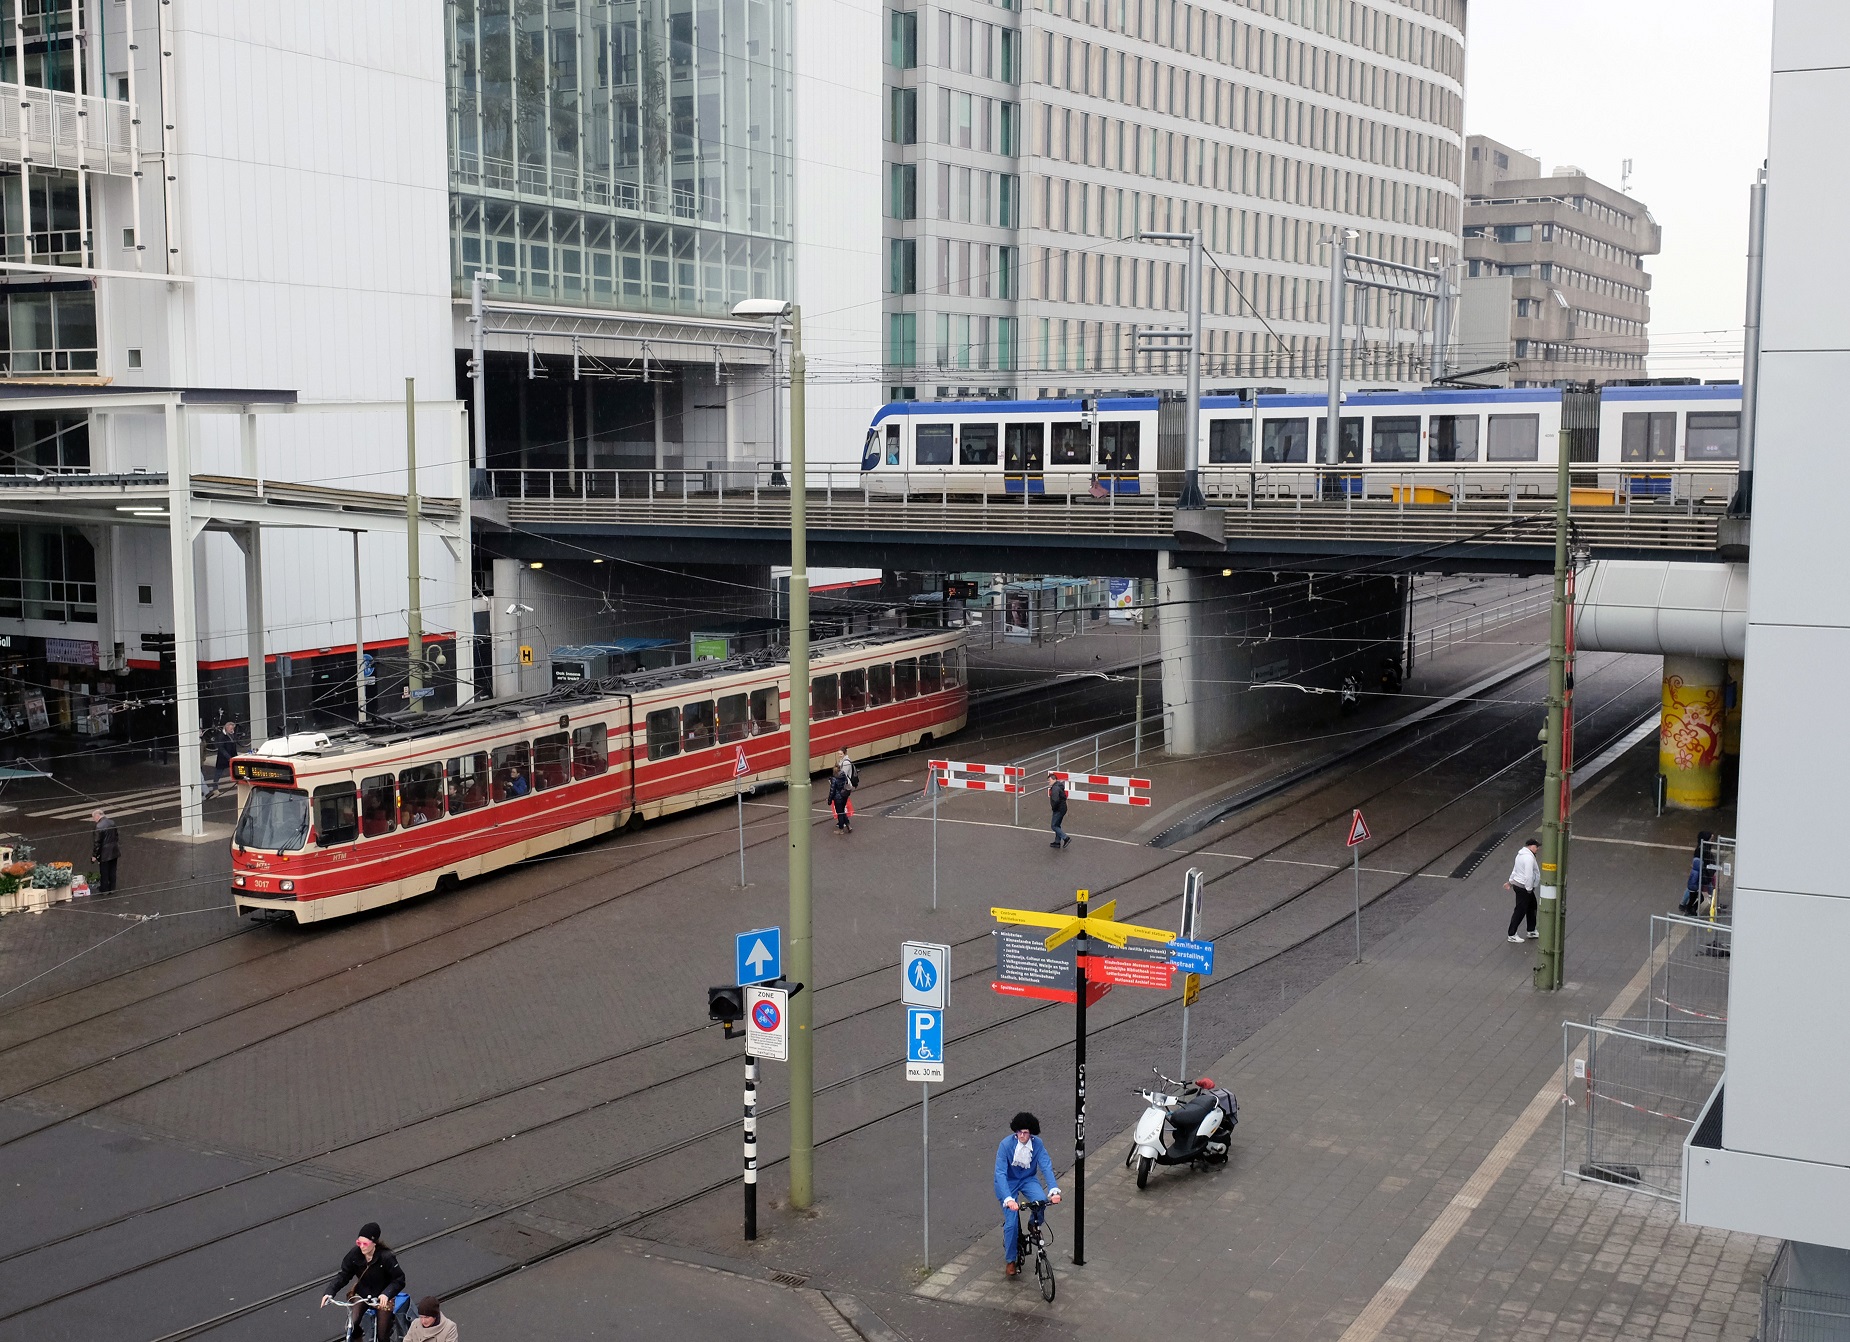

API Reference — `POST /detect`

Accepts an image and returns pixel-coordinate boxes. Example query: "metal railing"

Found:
[1007,708,1169,826]
[1563,1017,1726,1203]
[1409,588,1553,664]
[484,464,1732,553]
[0,86,135,175]
[1644,914,1731,1048]
[1763,1242,1850,1342]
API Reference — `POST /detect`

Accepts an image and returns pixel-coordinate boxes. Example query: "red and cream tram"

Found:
[229,627,967,924]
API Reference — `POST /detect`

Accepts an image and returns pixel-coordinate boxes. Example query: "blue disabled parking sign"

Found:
[736,927,781,986]
[906,1007,944,1082]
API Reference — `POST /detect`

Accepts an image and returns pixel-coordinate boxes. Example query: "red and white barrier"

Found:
[1048,770,1152,807]
[929,759,1026,794]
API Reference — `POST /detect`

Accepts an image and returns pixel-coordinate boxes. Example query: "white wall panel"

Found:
[1740,353,1850,628]
[1772,2,1850,70]
[1760,71,1850,356]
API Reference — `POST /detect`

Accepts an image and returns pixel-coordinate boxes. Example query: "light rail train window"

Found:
[448,752,491,813]
[718,693,750,743]
[885,423,901,465]
[915,425,953,465]
[1370,417,1420,463]
[534,734,570,789]
[1208,419,1252,463]
[1315,417,1364,463]
[1099,421,1140,469]
[645,709,680,760]
[1685,412,1741,461]
[960,423,999,465]
[399,762,445,823]
[682,701,717,751]
[1262,418,1309,463]
[1486,414,1540,462]
[812,674,840,719]
[572,724,608,777]
[841,667,868,712]
[750,685,779,732]
[493,742,533,797]
[919,652,944,694]
[1050,422,1089,464]
[360,773,396,835]
[869,663,893,706]
[1621,412,1676,463]
[895,657,919,699]
[1004,422,1045,466]
[1429,415,1478,461]
[313,783,358,846]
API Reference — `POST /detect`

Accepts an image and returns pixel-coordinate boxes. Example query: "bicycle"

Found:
[321,1291,410,1342]
[1011,1198,1056,1302]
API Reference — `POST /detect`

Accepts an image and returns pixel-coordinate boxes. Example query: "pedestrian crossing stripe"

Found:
[26,784,233,820]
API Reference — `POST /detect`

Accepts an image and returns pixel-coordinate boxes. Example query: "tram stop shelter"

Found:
[0,383,472,837]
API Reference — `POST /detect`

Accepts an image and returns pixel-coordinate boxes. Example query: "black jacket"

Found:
[828,772,851,805]
[327,1244,406,1302]
[1049,780,1068,819]
[92,816,119,863]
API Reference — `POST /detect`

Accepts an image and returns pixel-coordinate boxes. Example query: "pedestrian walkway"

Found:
[917,734,1775,1340]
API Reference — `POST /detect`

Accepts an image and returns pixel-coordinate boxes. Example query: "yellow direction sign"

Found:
[991,894,1175,952]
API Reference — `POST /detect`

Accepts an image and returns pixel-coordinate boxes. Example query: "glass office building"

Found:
[447,0,795,317]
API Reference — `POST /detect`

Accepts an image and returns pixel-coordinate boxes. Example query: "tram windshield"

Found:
[234,787,310,851]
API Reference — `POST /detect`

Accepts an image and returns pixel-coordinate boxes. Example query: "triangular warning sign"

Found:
[1346,809,1370,847]
[735,745,751,776]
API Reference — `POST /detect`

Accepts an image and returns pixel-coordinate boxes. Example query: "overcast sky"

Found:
[1462,2,1774,380]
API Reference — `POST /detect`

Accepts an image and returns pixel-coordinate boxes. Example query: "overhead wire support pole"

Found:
[1326,232,1347,470]
[1137,228,1205,509]
[786,305,814,1209]
[470,269,490,478]
[1730,165,1767,520]
[1535,387,1582,991]
[405,378,424,714]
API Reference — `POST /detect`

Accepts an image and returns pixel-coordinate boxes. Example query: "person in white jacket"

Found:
[1504,837,1541,943]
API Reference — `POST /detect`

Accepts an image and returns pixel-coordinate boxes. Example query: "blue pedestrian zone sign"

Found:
[1168,938,1215,976]
[736,927,781,986]
[908,957,938,995]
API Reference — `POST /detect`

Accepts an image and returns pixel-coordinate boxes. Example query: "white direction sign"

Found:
[745,984,788,1061]
[906,1006,944,1082]
[901,941,950,1009]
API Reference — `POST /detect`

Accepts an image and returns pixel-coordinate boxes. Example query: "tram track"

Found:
[0,653,1657,1333]
[128,657,1661,1342]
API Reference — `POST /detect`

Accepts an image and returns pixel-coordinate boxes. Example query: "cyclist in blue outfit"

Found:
[994,1111,1062,1277]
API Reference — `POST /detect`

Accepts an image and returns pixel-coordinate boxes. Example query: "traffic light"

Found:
[709,984,745,1038]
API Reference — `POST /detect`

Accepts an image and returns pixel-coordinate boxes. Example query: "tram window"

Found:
[1004,422,1045,466]
[235,787,310,852]
[571,723,609,777]
[1685,412,1740,461]
[1315,417,1364,463]
[398,762,444,826]
[1370,417,1421,463]
[1429,415,1479,462]
[312,783,358,847]
[1261,418,1309,463]
[682,700,717,751]
[645,708,680,760]
[959,423,999,465]
[1050,422,1090,464]
[533,734,570,789]
[749,686,779,733]
[1208,419,1252,463]
[869,663,893,706]
[895,657,919,700]
[492,742,533,797]
[448,752,491,813]
[812,674,840,719]
[915,425,953,465]
[717,694,750,743]
[1099,421,1140,469]
[885,423,901,465]
[943,646,966,687]
[360,773,397,836]
[841,668,868,712]
[1621,411,1677,463]
[919,652,943,694]
[1486,414,1541,462]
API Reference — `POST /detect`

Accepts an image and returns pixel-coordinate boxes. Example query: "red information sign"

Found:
[1080,955,1175,990]
[989,979,1112,1006]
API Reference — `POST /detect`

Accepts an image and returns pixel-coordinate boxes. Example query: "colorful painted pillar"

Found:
[1660,655,1727,809]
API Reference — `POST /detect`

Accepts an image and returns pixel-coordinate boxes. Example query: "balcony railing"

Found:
[0,86,136,177]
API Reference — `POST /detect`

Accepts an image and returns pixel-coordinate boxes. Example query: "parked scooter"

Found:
[1126,1070,1238,1188]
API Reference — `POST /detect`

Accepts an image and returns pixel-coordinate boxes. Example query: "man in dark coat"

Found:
[90,809,119,895]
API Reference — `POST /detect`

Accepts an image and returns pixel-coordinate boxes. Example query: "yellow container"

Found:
[1390,485,1452,504]
[1570,487,1617,507]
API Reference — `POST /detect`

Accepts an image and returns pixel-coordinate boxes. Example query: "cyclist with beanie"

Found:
[323,1221,407,1342]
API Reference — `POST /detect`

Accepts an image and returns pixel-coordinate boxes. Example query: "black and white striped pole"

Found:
[743,1054,758,1240]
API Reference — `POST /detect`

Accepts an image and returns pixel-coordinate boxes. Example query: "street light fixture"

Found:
[731,295,815,1211]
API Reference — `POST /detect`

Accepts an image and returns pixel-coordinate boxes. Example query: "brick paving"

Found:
[917,738,1774,1340]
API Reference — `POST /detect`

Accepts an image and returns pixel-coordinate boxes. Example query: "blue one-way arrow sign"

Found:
[736,927,781,986]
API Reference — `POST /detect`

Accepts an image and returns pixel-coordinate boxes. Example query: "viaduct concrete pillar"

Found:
[1660,654,1727,809]
[1156,552,1199,755]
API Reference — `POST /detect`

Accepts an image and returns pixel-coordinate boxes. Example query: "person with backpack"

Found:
[1679,832,1715,915]
[1048,775,1070,849]
[828,764,853,834]
[323,1221,408,1342]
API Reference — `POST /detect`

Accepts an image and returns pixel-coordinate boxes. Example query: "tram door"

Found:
[1004,423,1045,493]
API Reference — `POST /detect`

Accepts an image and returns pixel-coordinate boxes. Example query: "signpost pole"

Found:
[737,782,746,888]
[931,771,940,912]
[1073,887,1089,1267]
[922,1080,931,1271]
[1353,845,1362,963]
[743,1053,758,1240]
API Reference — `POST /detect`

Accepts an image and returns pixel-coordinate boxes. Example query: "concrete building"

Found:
[883,0,1468,399]
[1457,135,1659,386]
[1680,0,1850,1302]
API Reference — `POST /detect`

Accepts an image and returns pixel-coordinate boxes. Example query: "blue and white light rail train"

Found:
[859,384,1742,504]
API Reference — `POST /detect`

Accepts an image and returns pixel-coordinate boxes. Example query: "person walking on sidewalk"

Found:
[827,765,853,834]
[1504,837,1541,943]
[90,809,119,895]
[993,1112,1062,1277]
[1048,776,1070,849]
[209,718,240,796]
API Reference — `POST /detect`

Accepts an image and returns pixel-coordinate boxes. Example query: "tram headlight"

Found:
[232,875,246,888]
[280,880,295,893]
